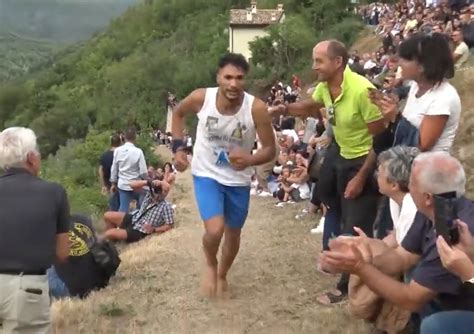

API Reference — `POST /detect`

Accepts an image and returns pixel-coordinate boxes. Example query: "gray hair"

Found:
[378,146,420,192]
[412,152,466,197]
[0,127,38,169]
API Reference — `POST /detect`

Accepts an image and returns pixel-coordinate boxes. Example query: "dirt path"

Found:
[52,168,371,334]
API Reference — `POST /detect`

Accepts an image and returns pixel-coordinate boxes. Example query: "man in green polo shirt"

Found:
[269,39,386,305]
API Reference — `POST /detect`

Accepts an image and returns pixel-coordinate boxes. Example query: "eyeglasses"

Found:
[327,106,336,126]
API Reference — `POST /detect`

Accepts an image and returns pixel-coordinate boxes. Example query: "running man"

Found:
[171,53,276,297]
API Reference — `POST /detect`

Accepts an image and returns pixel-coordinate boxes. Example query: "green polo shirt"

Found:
[312,67,382,159]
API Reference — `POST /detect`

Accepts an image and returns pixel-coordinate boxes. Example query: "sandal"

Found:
[316,290,347,306]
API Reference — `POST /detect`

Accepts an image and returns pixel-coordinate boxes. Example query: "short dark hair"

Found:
[110,134,121,147]
[125,127,136,141]
[327,40,349,67]
[398,33,454,84]
[218,53,250,73]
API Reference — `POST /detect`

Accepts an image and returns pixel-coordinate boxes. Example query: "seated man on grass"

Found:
[103,178,174,243]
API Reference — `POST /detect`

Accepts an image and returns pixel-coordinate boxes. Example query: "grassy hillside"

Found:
[0,0,137,82]
[0,32,56,82]
[0,0,362,156]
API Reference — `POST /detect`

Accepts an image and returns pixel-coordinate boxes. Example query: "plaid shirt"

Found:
[131,193,175,234]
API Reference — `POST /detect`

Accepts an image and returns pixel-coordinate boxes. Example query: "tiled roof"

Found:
[230,8,284,26]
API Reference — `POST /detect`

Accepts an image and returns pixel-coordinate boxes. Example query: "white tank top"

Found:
[192,87,256,186]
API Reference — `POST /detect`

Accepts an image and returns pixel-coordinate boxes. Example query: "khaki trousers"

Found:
[0,274,51,334]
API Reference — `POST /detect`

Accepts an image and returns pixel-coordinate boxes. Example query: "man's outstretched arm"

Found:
[269,98,324,120]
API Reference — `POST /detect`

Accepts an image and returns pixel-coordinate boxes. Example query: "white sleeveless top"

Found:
[192,87,256,186]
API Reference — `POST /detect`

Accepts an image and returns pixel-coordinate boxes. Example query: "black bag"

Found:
[89,239,121,281]
[307,146,327,182]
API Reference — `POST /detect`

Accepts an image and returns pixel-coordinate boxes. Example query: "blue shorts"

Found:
[193,175,250,229]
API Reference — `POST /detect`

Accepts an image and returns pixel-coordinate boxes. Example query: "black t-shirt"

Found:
[0,168,70,272]
[402,197,474,311]
[55,214,108,298]
[99,150,114,188]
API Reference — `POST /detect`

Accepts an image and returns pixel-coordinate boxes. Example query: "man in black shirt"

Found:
[99,133,122,211]
[0,127,70,333]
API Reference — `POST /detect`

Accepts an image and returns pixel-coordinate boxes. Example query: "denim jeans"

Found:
[108,191,120,211]
[322,206,341,251]
[118,189,141,213]
[420,311,474,334]
[47,267,69,299]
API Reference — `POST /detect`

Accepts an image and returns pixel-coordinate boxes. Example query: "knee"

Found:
[204,226,224,243]
[420,313,443,334]
[103,211,114,222]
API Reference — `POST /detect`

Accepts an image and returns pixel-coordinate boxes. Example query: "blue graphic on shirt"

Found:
[215,150,230,166]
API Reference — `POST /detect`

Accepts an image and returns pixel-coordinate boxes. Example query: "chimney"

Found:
[246,8,252,21]
[277,4,284,11]
[251,1,257,14]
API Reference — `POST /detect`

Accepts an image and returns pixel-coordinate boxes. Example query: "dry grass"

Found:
[52,169,373,334]
[451,67,474,198]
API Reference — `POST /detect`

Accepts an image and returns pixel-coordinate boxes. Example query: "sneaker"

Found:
[258,191,272,197]
[250,188,257,196]
[275,202,286,207]
[310,216,325,234]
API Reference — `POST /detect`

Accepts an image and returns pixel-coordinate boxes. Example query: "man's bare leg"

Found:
[202,216,225,298]
[217,226,241,298]
[103,211,126,230]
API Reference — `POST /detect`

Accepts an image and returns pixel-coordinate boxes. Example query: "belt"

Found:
[0,269,46,276]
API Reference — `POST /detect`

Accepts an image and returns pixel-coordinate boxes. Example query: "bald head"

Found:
[411,152,466,197]
[314,40,349,67]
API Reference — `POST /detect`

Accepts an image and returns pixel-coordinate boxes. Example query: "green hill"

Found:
[0,0,363,214]
[0,0,137,82]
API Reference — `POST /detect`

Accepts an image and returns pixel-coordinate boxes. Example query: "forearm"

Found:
[356,149,377,181]
[287,100,324,119]
[155,224,173,234]
[98,167,105,187]
[129,180,148,191]
[356,263,423,312]
[171,109,186,140]
[372,248,405,275]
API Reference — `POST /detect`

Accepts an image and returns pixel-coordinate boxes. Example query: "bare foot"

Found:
[216,277,231,299]
[201,265,217,298]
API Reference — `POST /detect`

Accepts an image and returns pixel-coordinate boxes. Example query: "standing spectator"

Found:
[269,40,385,304]
[452,29,471,69]
[374,33,460,153]
[110,128,148,213]
[0,127,70,333]
[99,133,122,211]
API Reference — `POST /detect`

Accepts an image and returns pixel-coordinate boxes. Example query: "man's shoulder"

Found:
[458,197,474,230]
[346,70,374,93]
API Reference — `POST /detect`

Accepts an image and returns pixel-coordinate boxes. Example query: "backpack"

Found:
[89,239,121,282]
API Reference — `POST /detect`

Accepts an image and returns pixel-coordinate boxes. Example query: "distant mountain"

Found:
[0,0,137,43]
[0,0,137,81]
